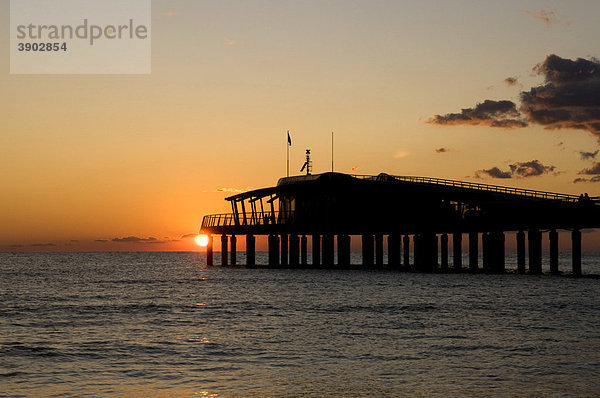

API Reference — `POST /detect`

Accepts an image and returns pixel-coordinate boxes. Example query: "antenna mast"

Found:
[300,149,312,176]
[331,131,334,172]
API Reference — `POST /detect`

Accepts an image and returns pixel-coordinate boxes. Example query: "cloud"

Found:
[524,8,557,25]
[509,160,556,177]
[504,77,521,87]
[578,162,600,175]
[429,55,600,138]
[435,147,450,153]
[215,187,249,194]
[520,55,600,136]
[475,167,512,179]
[181,233,197,239]
[579,150,599,160]
[475,160,556,179]
[31,243,56,247]
[111,236,164,243]
[394,150,409,159]
[574,176,600,183]
[428,100,528,129]
[95,239,108,243]
[351,165,360,171]
[7,244,24,248]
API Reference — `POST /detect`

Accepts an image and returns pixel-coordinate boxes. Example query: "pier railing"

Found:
[202,211,293,229]
[351,174,583,202]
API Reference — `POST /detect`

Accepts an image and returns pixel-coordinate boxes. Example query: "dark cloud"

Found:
[520,55,600,136]
[7,244,24,248]
[69,239,79,243]
[428,100,527,129]
[475,167,512,179]
[475,160,556,179]
[429,55,600,137]
[509,160,556,177]
[574,176,600,183]
[181,233,197,239]
[504,77,521,87]
[579,150,599,160]
[112,236,159,243]
[435,147,450,153]
[95,239,108,243]
[31,243,56,247]
[578,162,600,175]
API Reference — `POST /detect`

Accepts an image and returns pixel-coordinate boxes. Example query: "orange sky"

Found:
[2,1,600,252]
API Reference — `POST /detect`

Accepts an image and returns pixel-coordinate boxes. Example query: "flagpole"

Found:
[286,130,290,177]
[331,131,334,172]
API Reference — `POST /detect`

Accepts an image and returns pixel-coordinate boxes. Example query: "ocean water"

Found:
[2,252,600,397]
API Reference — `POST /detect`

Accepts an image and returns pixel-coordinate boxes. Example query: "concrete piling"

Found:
[549,229,559,274]
[453,232,462,271]
[245,234,255,266]
[207,235,213,266]
[469,232,478,271]
[230,235,237,265]
[375,233,384,267]
[403,235,410,267]
[440,233,449,270]
[300,235,308,266]
[517,231,526,274]
[322,234,335,267]
[312,234,321,267]
[289,234,299,267]
[572,229,582,276]
[221,234,228,266]
[362,234,374,266]
[528,228,542,274]
[280,234,289,267]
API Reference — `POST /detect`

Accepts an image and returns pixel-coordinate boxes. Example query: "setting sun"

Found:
[195,235,209,247]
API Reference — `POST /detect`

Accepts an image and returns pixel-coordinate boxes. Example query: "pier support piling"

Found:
[322,234,335,267]
[490,231,505,273]
[415,233,436,272]
[440,233,449,270]
[375,234,384,267]
[453,232,462,271]
[572,229,582,277]
[482,232,490,271]
[230,235,237,266]
[207,235,213,266]
[268,234,280,267]
[289,234,299,267]
[280,234,289,267]
[517,231,526,274]
[312,234,321,267]
[221,234,228,266]
[300,235,308,267]
[403,235,410,267]
[245,234,255,267]
[469,232,479,271]
[549,229,559,274]
[362,234,374,267]
[388,234,401,268]
[337,234,351,267]
[528,228,542,274]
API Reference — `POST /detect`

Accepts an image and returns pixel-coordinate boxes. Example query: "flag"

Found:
[287,131,292,146]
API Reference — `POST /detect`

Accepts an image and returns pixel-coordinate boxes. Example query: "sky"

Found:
[1,0,600,251]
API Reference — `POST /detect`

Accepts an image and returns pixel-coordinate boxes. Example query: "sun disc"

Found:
[195,235,209,246]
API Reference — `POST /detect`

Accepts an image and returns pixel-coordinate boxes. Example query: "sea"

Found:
[2,251,600,397]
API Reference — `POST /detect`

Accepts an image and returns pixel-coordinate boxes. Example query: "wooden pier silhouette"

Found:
[200,172,600,275]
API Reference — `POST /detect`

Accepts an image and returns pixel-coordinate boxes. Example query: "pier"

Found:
[200,172,600,275]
